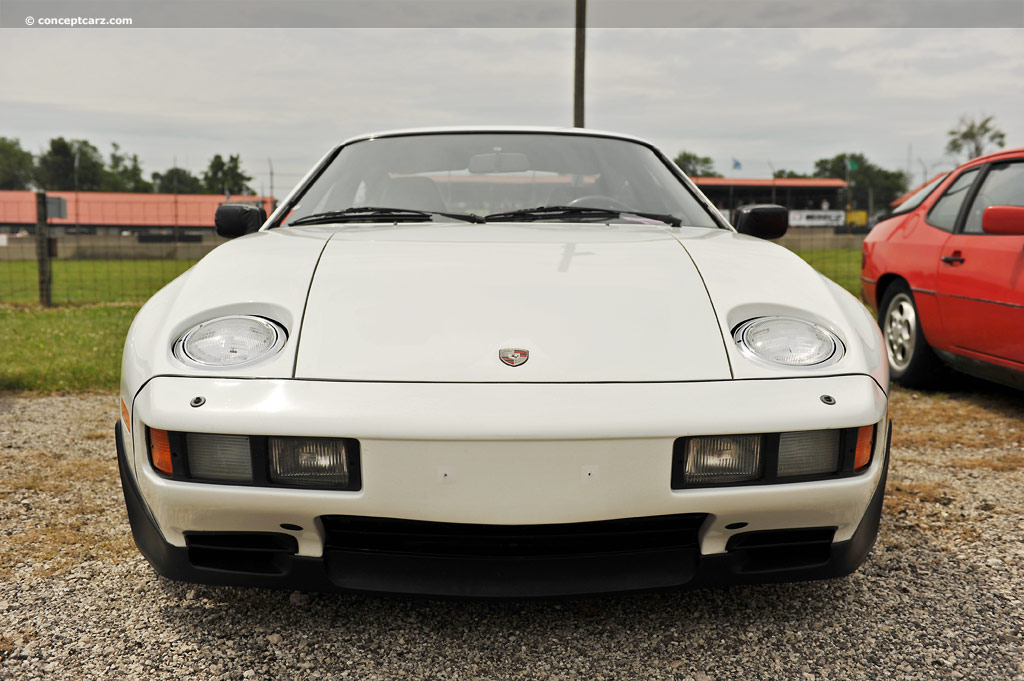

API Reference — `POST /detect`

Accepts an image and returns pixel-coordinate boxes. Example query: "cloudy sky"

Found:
[2,27,1022,196]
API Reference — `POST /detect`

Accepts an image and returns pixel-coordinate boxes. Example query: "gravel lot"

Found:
[2,383,1023,680]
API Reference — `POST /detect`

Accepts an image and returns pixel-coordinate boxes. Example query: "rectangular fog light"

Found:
[185,433,253,482]
[777,430,840,477]
[269,437,354,488]
[684,435,764,485]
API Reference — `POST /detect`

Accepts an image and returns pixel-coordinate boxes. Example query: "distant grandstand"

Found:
[0,190,275,236]
[690,177,848,212]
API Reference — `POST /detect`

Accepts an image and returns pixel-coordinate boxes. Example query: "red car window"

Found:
[963,162,1024,234]
[927,168,980,232]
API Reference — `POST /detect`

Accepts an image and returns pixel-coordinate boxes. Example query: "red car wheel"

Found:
[879,282,943,387]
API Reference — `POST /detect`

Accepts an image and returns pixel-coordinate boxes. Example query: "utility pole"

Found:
[573,0,586,128]
[268,157,275,211]
[906,144,912,191]
[172,156,180,244]
[844,156,852,210]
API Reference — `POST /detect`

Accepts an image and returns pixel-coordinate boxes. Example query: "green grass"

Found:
[0,248,863,393]
[0,259,195,304]
[0,304,139,392]
[1,250,863,304]
[791,247,861,295]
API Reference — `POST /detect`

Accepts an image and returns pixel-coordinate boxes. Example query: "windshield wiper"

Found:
[484,205,681,227]
[289,206,483,226]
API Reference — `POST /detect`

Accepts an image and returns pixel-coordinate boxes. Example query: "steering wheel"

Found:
[566,195,633,211]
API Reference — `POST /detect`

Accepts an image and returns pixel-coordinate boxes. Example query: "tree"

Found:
[203,154,253,195]
[813,153,907,211]
[946,114,1006,160]
[103,142,153,192]
[152,166,204,194]
[673,150,721,177]
[0,137,35,190]
[772,169,810,179]
[34,138,107,191]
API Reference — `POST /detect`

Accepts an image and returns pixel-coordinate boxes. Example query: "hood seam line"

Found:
[291,234,335,379]
[667,233,735,380]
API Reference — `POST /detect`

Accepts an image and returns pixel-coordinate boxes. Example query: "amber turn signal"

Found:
[148,428,174,476]
[120,398,131,433]
[854,425,875,470]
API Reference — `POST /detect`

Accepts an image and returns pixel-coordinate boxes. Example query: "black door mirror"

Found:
[215,203,267,239]
[733,204,789,240]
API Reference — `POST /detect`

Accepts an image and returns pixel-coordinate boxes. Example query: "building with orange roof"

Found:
[0,190,274,235]
[690,177,848,212]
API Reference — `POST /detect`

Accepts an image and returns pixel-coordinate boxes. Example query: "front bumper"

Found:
[118,375,890,597]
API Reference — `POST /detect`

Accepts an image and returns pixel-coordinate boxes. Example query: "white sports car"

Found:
[117,127,891,597]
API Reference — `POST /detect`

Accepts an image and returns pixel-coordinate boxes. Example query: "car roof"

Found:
[338,126,655,148]
[959,146,1024,168]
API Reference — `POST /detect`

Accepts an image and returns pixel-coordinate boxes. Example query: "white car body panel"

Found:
[129,375,887,556]
[296,224,730,382]
[120,228,331,398]
[675,229,888,385]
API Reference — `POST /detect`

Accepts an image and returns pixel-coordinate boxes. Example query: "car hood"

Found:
[129,223,881,391]
[294,223,732,382]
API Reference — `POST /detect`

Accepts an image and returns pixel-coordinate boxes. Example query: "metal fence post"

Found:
[35,191,52,307]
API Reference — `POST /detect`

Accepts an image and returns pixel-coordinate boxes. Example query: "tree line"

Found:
[0,137,254,195]
[672,114,1008,214]
[673,148,909,215]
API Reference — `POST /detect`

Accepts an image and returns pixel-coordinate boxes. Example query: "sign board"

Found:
[46,196,67,219]
[788,210,845,227]
[0,234,7,247]
[846,210,868,227]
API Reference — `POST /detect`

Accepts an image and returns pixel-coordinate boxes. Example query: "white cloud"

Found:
[1,27,1021,192]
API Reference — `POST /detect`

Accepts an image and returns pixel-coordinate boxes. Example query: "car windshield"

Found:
[280,133,719,228]
[890,173,948,215]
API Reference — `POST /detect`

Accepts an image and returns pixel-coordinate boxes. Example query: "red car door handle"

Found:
[941,255,965,264]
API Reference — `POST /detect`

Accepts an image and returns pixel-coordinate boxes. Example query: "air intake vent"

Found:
[726,527,836,573]
[185,532,297,575]
[321,514,706,558]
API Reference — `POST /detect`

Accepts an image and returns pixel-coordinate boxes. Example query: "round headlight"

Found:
[733,316,843,367]
[174,315,286,368]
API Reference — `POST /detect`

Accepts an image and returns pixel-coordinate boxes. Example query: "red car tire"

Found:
[878,282,944,387]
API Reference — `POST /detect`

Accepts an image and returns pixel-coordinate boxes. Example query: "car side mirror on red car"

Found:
[981,205,1024,235]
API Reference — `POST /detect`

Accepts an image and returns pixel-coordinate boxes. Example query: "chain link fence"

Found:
[1,194,865,306]
[0,235,217,304]
[776,229,865,296]
[0,191,272,306]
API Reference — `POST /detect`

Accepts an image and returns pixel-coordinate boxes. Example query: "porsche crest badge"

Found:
[499,348,529,367]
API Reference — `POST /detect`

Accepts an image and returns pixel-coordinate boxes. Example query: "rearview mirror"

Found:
[733,204,788,240]
[981,205,1024,235]
[468,152,530,174]
[215,203,267,239]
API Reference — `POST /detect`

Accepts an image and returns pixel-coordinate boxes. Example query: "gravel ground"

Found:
[1,385,1023,680]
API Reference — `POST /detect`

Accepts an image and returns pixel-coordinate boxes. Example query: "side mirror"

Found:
[981,205,1024,235]
[215,203,267,239]
[733,204,788,240]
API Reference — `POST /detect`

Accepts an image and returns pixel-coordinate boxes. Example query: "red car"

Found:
[862,147,1024,389]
